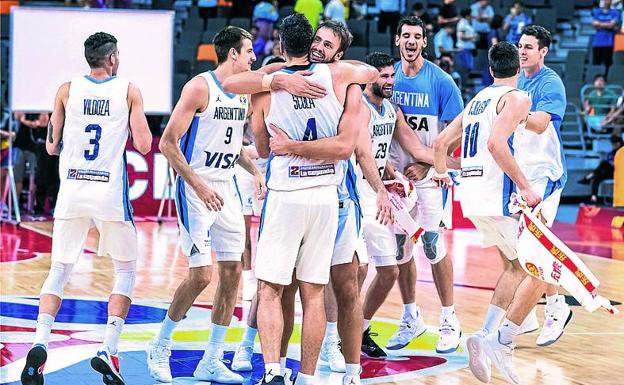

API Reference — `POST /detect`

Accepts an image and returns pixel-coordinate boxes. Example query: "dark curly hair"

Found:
[317,19,353,55]
[278,13,313,58]
[366,52,395,70]
[84,32,118,68]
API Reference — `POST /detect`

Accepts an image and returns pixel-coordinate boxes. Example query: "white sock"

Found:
[545,293,559,307]
[362,319,371,331]
[325,321,338,338]
[265,362,281,381]
[33,313,54,348]
[104,316,125,355]
[204,323,227,360]
[481,304,506,334]
[345,363,360,376]
[241,326,257,347]
[157,313,179,342]
[403,303,418,319]
[498,318,520,345]
[294,373,314,385]
[441,305,455,318]
[280,356,288,374]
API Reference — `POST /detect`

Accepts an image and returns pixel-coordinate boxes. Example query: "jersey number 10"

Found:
[463,122,479,158]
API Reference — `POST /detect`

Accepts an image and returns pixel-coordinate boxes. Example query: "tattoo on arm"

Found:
[47,121,54,143]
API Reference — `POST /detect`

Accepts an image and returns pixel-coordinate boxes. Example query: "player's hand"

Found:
[277,72,327,99]
[376,190,394,225]
[269,124,294,156]
[519,187,542,208]
[404,162,430,181]
[195,180,224,211]
[254,173,267,201]
[432,172,452,189]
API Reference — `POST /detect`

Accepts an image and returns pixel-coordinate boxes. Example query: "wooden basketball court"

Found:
[1,218,622,385]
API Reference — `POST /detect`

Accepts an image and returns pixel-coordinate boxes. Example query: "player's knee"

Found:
[189,266,212,289]
[219,261,243,283]
[378,265,399,285]
[40,261,74,298]
[422,231,446,265]
[112,259,136,299]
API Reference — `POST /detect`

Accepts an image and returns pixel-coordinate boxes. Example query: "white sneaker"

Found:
[231,344,254,371]
[386,311,427,350]
[466,331,491,383]
[436,313,461,354]
[319,335,346,372]
[519,308,539,334]
[242,272,257,302]
[483,333,520,385]
[146,339,172,382]
[342,375,361,385]
[193,356,245,383]
[536,295,573,347]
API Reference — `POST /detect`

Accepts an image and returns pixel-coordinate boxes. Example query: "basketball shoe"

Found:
[483,332,520,385]
[193,355,244,383]
[231,344,254,371]
[536,295,573,346]
[319,334,346,372]
[466,330,491,383]
[386,310,427,350]
[146,338,172,382]
[362,327,386,358]
[436,312,462,353]
[21,344,47,385]
[519,308,539,334]
[90,346,125,385]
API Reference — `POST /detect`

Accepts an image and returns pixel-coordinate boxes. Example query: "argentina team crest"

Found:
[0,296,468,384]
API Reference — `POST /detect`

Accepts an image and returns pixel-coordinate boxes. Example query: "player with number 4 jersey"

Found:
[21,32,152,385]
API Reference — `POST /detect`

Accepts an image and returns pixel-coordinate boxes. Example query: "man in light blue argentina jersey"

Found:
[514,25,571,347]
[21,32,152,385]
[387,15,464,354]
[146,27,266,384]
[223,14,378,385]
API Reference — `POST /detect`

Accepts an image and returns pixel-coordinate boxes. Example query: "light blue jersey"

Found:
[516,66,567,199]
[389,60,463,186]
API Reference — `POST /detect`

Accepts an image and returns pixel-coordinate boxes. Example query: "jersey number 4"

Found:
[302,118,317,141]
[463,122,479,158]
[84,124,102,161]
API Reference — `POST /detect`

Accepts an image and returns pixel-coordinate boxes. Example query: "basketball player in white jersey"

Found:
[224,13,378,385]
[433,41,550,384]
[387,16,464,354]
[146,27,265,384]
[20,32,152,385]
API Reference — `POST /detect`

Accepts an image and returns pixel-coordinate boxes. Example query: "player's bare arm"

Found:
[222,67,327,99]
[525,110,551,134]
[46,82,70,156]
[432,111,463,187]
[250,92,271,158]
[490,91,540,206]
[159,76,225,211]
[353,109,394,225]
[238,146,267,200]
[127,83,152,155]
[269,84,363,160]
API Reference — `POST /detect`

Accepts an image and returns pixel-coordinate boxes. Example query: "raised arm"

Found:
[159,76,225,211]
[269,84,364,160]
[127,83,152,155]
[46,82,70,156]
[334,60,379,86]
[222,69,327,99]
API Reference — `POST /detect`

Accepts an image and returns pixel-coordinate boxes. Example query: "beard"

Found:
[372,83,385,98]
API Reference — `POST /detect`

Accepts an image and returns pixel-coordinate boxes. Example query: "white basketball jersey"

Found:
[265,63,344,191]
[356,96,396,200]
[181,72,249,182]
[55,76,132,221]
[457,85,519,217]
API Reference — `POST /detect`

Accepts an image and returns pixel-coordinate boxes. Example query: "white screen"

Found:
[10,7,174,114]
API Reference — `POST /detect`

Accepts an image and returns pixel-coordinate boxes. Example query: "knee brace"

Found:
[40,261,74,298]
[422,231,447,264]
[112,259,136,299]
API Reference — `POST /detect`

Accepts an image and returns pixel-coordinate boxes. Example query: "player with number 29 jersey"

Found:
[55,75,132,221]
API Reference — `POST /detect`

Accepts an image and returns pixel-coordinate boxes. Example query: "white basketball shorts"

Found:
[255,185,338,285]
[332,198,368,266]
[175,177,245,267]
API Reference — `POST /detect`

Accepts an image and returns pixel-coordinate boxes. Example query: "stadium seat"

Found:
[229,17,251,31]
[368,31,391,49]
[196,60,216,73]
[533,7,557,33]
[206,18,227,31]
[584,65,606,83]
[561,102,586,151]
[565,50,586,81]
[1,14,9,39]
[607,64,624,84]
[549,63,565,79]
[185,7,203,31]
[0,0,17,14]
[368,45,392,56]
[175,59,192,77]
[343,46,367,61]
[278,6,294,20]
[613,51,624,65]
[347,19,367,47]
[197,44,218,63]
[201,29,219,43]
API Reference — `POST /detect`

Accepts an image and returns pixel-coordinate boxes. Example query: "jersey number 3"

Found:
[84,124,102,161]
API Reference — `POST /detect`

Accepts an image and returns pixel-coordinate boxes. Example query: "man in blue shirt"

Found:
[591,0,621,70]
[503,1,531,45]
[362,15,465,356]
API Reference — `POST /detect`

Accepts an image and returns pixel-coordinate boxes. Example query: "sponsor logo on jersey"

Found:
[204,151,240,169]
[405,114,431,132]
[460,166,484,178]
[67,169,110,182]
[289,164,335,177]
